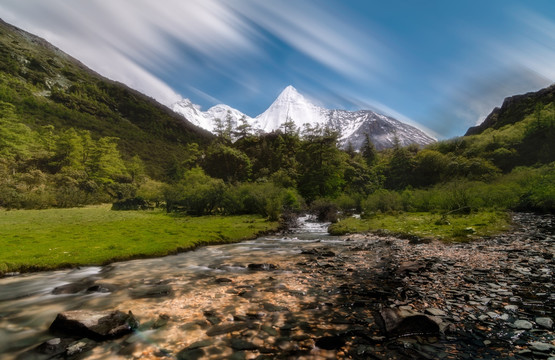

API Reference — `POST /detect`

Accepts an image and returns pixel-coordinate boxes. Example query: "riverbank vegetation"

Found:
[0,205,278,275]
[328,211,511,241]
[1,18,554,263]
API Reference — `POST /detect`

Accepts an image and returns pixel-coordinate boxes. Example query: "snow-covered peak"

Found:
[255,85,327,132]
[172,100,251,133]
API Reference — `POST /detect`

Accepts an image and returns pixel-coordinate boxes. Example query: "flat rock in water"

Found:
[52,280,95,295]
[49,310,138,340]
[206,322,248,336]
[129,284,173,298]
[247,263,277,271]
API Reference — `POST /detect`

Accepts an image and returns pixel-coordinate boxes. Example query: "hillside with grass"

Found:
[0,19,212,179]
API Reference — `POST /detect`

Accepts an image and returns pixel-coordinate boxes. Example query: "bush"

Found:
[112,197,152,210]
[164,167,225,215]
[310,198,339,222]
[362,189,403,214]
[223,183,303,220]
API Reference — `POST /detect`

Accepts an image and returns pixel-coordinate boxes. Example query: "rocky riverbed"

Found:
[4,213,555,359]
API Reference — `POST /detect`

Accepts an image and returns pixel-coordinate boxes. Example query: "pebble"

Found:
[529,341,554,352]
[514,319,534,330]
[425,308,446,316]
[536,317,554,329]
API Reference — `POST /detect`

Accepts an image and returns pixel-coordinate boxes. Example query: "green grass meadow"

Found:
[328,211,511,242]
[0,205,278,275]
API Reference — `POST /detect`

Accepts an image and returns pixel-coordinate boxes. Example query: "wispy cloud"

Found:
[0,0,392,106]
[426,8,555,137]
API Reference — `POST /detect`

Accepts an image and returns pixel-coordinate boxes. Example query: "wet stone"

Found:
[206,322,248,336]
[129,284,173,298]
[315,335,346,350]
[65,338,96,357]
[176,348,205,360]
[229,338,258,350]
[49,310,138,341]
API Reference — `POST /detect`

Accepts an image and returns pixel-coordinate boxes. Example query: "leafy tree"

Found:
[203,143,252,182]
[164,167,225,214]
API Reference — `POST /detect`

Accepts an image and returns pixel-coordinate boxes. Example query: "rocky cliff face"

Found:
[466,84,555,136]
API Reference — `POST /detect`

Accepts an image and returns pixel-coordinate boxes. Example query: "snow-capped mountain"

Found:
[172,86,435,150]
[254,85,328,132]
[171,100,252,133]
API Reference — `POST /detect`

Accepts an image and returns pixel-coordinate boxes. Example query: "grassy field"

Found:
[0,205,278,275]
[328,211,511,242]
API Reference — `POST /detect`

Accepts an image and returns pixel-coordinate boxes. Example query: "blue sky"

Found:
[1,0,555,138]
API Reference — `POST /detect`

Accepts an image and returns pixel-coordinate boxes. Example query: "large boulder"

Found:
[379,307,439,338]
[49,310,138,341]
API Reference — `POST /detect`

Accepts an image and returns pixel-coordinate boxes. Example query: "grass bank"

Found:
[0,205,278,275]
[328,211,511,242]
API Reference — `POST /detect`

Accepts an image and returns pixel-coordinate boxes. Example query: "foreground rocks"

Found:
[49,310,139,341]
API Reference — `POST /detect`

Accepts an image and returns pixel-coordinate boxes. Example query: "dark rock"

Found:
[206,322,248,336]
[247,263,277,271]
[396,261,427,275]
[86,283,117,293]
[153,314,170,329]
[215,278,233,283]
[229,339,258,350]
[379,308,440,337]
[176,348,205,360]
[185,339,213,350]
[315,335,345,350]
[52,279,95,295]
[49,310,138,340]
[129,284,173,298]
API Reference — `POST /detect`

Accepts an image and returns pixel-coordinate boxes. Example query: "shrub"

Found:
[310,198,339,222]
[362,189,403,214]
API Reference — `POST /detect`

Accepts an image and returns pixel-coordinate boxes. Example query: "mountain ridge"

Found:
[172,85,436,150]
[466,83,555,136]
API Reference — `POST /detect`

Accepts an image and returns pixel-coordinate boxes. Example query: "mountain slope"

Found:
[171,100,252,133]
[0,18,212,179]
[466,84,555,136]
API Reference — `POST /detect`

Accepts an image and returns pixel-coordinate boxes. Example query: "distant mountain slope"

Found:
[0,19,212,179]
[172,100,253,133]
[466,84,555,136]
[173,85,436,150]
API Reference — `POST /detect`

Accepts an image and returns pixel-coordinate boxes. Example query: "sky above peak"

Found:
[1,0,555,138]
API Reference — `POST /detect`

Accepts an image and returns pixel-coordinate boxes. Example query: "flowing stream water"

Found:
[1,215,351,359]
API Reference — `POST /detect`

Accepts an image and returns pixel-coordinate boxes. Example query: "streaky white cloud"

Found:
[0,0,393,106]
[233,1,389,82]
[0,0,259,105]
